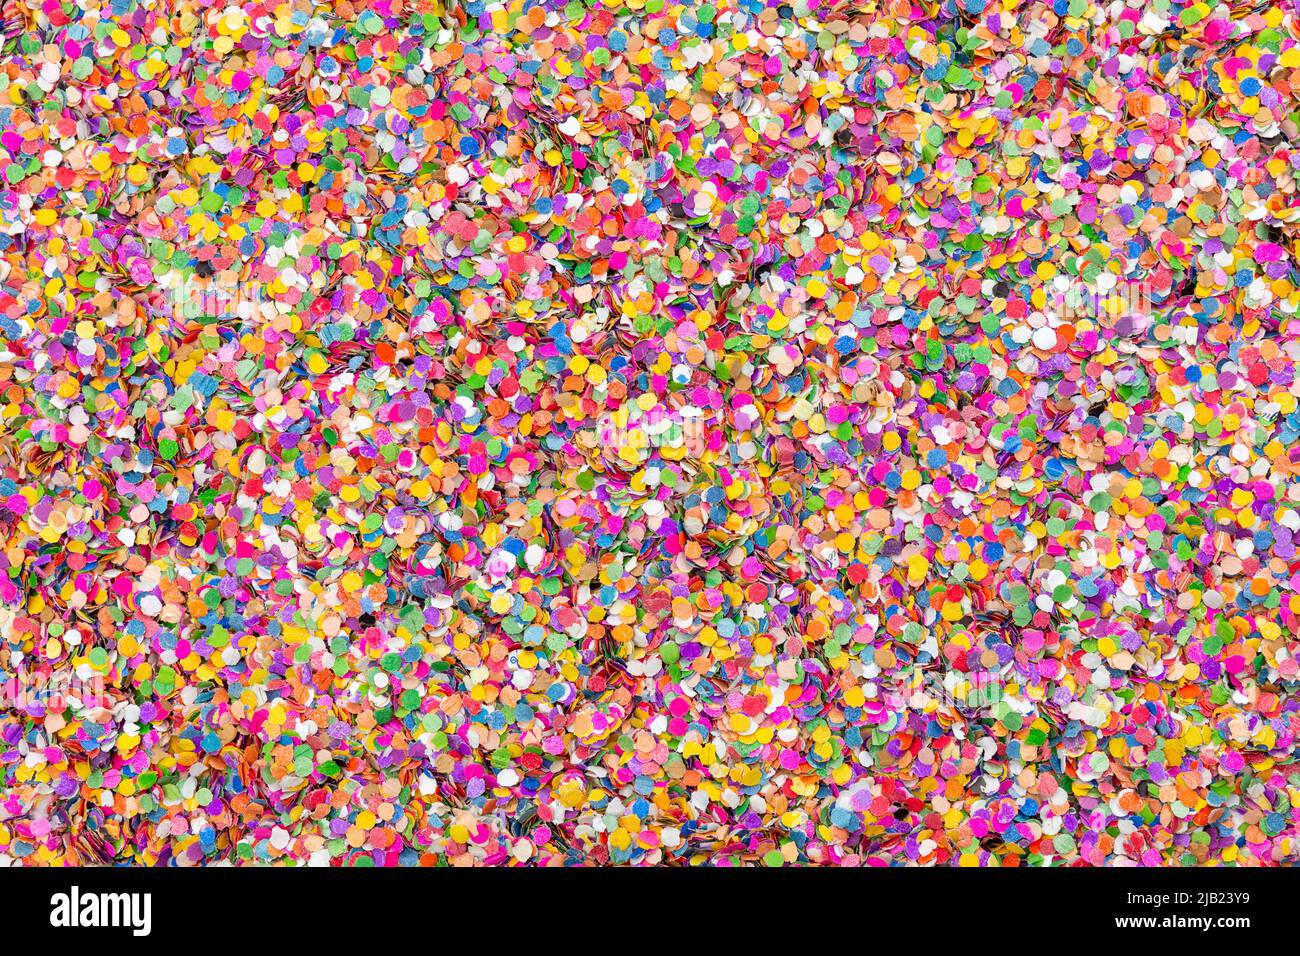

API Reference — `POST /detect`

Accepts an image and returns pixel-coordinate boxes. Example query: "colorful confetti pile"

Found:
[3,0,1300,868]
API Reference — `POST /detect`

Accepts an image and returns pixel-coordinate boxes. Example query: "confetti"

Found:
[1,0,1299,867]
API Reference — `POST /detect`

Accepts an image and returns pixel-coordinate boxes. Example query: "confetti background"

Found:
[2,0,1300,867]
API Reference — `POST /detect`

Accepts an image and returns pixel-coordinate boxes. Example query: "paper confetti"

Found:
[1,0,1299,866]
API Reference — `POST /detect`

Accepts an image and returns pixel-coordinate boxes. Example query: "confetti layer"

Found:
[2,0,1300,866]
